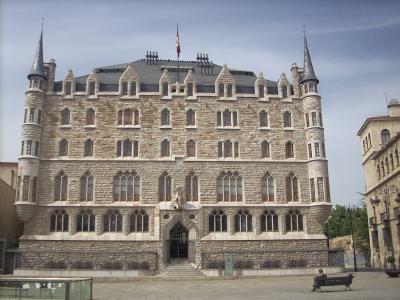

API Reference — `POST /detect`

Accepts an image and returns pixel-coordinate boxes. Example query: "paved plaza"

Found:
[93,272,400,300]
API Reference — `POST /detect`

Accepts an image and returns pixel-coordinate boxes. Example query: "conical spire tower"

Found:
[301,35,318,84]
[28,27,46,79]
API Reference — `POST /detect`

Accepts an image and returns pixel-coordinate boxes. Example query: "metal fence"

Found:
[201,248,344,270]
[17,250,159,271]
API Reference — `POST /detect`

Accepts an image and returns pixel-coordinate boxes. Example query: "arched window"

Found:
[286,173,298,202]
[283,111,292,127]
[162,82,169,96]
[76,210,95,232]
[130,210,149,232]
[261,172,274,202]
[186,109,195,126]
[88,81,96,96]
[103,209,122,232]
[381,161,385,177]
[395,149,399,166]
[187,83,193,97]
[217,140,239,158]
[116,108,140,126]
[218,83,224,97]
[161,108,170,126]
[261,141,270,158]
[84,139,93,157]
[113,171,140,202]
[116,139,139,157]
[123,108,133,125]
[130,81,137,96]
[285,141,294,158]
[121,81,128,96]
[377,164,381,180]
[258,85,265,98]
[123,138,132,156]
[185,172,198,202]
[187,140,196,157]
[259,110,268,127]
[234,210,252,232]
[286,209,303,231]
[216,171,242,202]
[385,157,390,174]
[390,153,394,170]
[227,84,233,97]
[80,171,94,201]
[159,172,172,202]
[50,209,69,232]
[217,109,238,127]
[208,210,227,232]
[64,81,72,96]
[261,210,278,232]
[381,129,390,145]
[86,108,95,126]
[59,139,68,157]
[61,108,70,125]
[281,85,288,99]
[161,139,170,157]
[54,171,68,201]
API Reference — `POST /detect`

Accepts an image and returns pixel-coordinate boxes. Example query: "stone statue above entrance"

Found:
[172,186,183,210]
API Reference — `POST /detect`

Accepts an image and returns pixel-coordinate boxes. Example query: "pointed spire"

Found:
[28,22,46,79]
[301,33,319,84]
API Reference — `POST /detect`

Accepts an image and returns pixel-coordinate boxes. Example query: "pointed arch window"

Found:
[88,81,96,96]
[286,173,299,202]
[261,141,270,158]
[260,110,268,127]
[130,210,149,232]
[113,171,140,202]
[281,85,288,99]
[285,141,294,158]
[283,111,292,127]
[385,157,390,174]
[84,139,93,157]
[187,83,193,97]
[381,129,390,145]
[217,171,242,202]
[86,108,95,126]
[218,83,224,97]
[186,109,196,126]
[381,161,385,177]
[59,139,68,157]
[186,140,196,157]
[218,140,239,158]
[286,209,303,231]
[55,171,68,201]
[258,85,265,98]
[158,172,172,202]
[103,209,122,232]
[185,172,198,202]
[390,153,394,170]
[395,149,399,166]
[65,81,72,96]
[161,108,170,126]
[76,210,95,232]
[61,108,70,126]
[80,171,94,201]
[161,139,170,157]
[261,172,274,202]
[116,139,139,157]
[377,164,381,180]
[50,209,69,232]
[261,210,278,232]
[235,210,252,232]
[208,210,227,232]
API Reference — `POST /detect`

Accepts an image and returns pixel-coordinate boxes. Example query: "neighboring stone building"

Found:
[15,29,332,274]
[358,100,400,269]
[0,162,22,274]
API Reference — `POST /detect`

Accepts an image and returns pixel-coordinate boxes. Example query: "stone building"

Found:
[14,29,332,274]
[358,100,400,269]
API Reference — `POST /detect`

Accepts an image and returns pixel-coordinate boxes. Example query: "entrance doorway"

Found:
[169,223,188,259]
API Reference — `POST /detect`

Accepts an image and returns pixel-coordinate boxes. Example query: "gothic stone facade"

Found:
[15,34,331,271]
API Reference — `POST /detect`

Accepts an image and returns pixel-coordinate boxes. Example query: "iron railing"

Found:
[201,248,344,270]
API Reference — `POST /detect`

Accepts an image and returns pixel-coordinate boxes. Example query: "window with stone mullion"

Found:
[185,173,198,202]
[76,210,95,232]
[261,210,278,232]
[208,210,227,232]
[234,210,252,232]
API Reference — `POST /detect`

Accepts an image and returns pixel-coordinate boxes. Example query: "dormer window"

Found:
[122,81,128,96]
[187,83,193,97]
[130,81,136,96]
[218,84,224,97]
[283,111,292,128]
[259,85,265,98]
[227,84,233,97]
[88,81,96,96]
[65,81,72,96]
[381,129,390,145]
[162,82,169,97]
[282,85,288,99]
[30,78,42,89]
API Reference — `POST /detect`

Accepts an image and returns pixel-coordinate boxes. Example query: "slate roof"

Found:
[54,59,278,94]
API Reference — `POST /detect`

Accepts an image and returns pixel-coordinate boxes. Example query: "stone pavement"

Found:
[93,272,400,300]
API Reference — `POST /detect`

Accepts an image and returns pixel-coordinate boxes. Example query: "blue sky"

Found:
[1,0,400,206]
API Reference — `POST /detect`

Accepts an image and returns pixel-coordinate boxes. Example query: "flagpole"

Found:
[177,24,180,83]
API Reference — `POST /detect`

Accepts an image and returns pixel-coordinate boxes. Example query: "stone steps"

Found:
[157,261,206,279]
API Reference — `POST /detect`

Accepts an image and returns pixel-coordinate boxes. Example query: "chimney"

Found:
[388,99,400,117]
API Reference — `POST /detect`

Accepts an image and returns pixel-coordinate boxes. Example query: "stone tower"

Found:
[301,35,330,207]
[15,28,48,222]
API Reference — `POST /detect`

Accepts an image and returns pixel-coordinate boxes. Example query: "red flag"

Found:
[176,25,181,58]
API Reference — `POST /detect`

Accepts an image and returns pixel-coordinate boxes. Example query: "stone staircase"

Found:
[157,259,206,280]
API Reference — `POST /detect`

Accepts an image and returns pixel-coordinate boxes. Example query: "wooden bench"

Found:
[311,274,354,292]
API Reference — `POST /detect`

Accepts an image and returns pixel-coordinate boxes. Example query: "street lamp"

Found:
[370,185,400,268]
[347,204,359,272]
